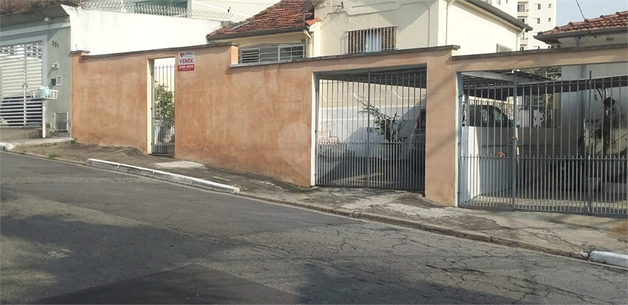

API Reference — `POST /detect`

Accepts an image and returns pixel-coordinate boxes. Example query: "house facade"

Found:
[207,0,531,64]
[535,11,628,158]
[0,2,228,132]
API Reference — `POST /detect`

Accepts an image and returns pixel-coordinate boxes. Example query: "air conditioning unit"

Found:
[53,112,69,131]
[31,89,59,100]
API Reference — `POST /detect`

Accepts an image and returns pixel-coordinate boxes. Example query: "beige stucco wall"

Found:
[176,46,459,194]
[71,51,171,151]
[71,42,627,207]
[72,45,459,204]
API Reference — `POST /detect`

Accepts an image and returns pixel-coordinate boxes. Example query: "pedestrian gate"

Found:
[0,42,44,127]
[315,68,427,192]
[459,70,627,216]
[151,59,175,156]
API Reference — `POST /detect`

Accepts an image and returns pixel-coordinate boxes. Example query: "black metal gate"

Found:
[151,59,175,156]
[315,68,426,191]
[459,69,627,216]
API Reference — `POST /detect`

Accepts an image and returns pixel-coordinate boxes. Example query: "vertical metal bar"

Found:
[366,70,372,187]
[511,75,518,209]
[587,71,593,214]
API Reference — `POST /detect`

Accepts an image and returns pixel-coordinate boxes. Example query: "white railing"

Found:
[82,1,235,22]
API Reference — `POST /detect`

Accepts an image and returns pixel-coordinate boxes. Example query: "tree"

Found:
[359,102,407,143]
[154,85,174,128]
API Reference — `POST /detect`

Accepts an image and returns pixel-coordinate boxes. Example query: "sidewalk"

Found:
[6,141,628,265]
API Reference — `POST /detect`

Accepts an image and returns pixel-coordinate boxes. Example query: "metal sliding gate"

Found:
[459,70,628,216]
[0,42,44,127]
[315,68,427,191]
[151,59,175,156]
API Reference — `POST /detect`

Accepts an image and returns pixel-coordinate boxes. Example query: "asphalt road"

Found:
[1,152,626,304]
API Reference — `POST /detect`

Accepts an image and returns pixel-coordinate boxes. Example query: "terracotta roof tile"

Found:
[208,0,314,37]
[538,10,628,36]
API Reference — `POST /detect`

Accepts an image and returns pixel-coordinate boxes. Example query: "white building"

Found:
[208,0,532,63]
[0,2,228,131]
[484,0,556,50]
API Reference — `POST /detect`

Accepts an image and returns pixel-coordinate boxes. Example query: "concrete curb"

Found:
[86,159,240,194]
[0,138,73,151]
[0,142,16,151]
[10,152,622,267]
[589,251,628,268]
[233,192,595,261]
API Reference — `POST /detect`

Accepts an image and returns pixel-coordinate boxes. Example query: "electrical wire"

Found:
[575,0,586,20]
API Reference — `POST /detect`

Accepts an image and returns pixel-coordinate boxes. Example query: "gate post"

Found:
[366,69,372,187]
[511,73,518,209]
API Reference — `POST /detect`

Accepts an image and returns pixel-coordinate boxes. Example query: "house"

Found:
[207,0,532,64]
[481,0,556,50]
[534,10,628,48]
[535,10,628,158]
[0,0,231,132]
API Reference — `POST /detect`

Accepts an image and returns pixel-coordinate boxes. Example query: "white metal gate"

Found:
[315,68,427,192]
[0,42,44,127]
[459,70,628,216]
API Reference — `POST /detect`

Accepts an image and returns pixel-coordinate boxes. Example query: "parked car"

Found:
[408,105,513,174]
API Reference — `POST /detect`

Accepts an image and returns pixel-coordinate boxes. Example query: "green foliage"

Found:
[360,102,408,143]
[155,85,175,127]
[48,153,59,159]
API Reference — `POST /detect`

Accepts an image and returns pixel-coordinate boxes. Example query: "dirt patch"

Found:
[391,193,445,209]
[611,221,628,239]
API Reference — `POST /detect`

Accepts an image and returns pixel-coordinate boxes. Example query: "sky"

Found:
[195,0,628,25]
[557,0,628,25]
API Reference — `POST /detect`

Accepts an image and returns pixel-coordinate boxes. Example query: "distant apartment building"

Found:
[484,0,556,50]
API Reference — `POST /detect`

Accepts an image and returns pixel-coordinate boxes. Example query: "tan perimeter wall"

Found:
[71,45,459,204]
[176,46,458,193]
[72,51,150,151]
[72,42,627,207]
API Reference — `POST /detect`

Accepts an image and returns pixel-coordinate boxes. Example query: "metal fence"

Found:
[459,70,628,216]
[82,0,235,21]
[151,60,175,156]
[315,68,427,192]
[0,96,43,128]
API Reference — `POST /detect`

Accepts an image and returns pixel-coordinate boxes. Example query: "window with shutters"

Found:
[239,44,305,64]
[0,45,16,55]
[347,26,397,54]
[25,44,42,59]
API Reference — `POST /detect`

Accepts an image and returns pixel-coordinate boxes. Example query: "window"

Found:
[517,4,526,12]
[548,3,552,8]
[25,44,42,58]
[239,44,305,64]
[240,48,260,63]
[466,105,511,127]
[497,0,501,5]
[347,26,396,54]
[0,45,15,55]
[536,18,541,24]
[279,45,304,61]
[520,46,525,51]
[518,18,526,24]
[548,17,552,22]
[536,3,541,10]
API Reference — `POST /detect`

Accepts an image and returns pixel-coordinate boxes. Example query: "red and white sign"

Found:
[177,51,195,71]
